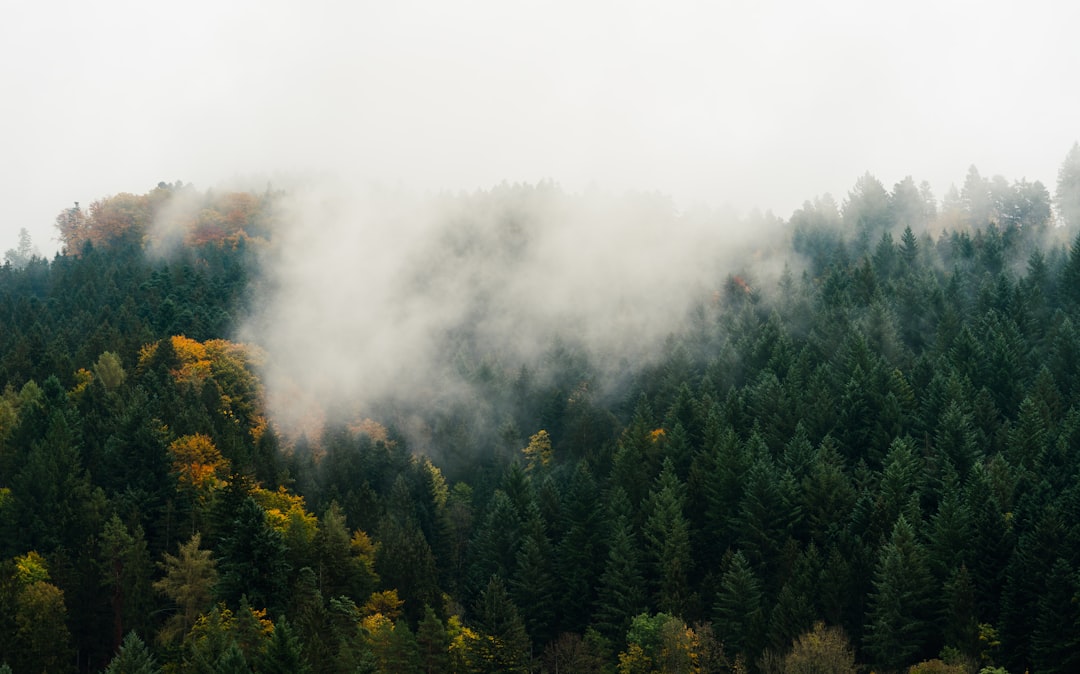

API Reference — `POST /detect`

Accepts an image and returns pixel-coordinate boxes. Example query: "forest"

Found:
[2,142,1080,674]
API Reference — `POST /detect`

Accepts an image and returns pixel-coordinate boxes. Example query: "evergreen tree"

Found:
[415,605,451,674]
[712,550,765,663]
[154,533,218,645]
[643,458,693,617]
[470,575,531,673]
[215,496,290,612]
[105,631,159,674]
[511,509,557,647]
[594,494,648,641]
[864,516,935,670]
[1030,558,1080,673]
[1056,141,1080,229]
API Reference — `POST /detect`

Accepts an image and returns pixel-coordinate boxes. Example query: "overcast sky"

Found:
[2,0,1078,255]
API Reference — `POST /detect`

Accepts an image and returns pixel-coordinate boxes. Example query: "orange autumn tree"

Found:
[56,183,275,254]
[169,434,229,492]
[138,335,268,442]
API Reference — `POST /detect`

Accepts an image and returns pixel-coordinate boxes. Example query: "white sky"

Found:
[2,0,1078,255]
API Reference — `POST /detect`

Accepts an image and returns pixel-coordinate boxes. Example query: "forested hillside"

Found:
[3,152,1080,673]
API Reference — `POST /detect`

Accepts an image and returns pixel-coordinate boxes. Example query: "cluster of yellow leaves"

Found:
[448,615,480,669]
[649,428,667,443]
[169,434,229,492]
[252,486,317,537]
[68,368,94,400]
[522,429,553,471]
[138,336,266,441]
[14,550,50,586]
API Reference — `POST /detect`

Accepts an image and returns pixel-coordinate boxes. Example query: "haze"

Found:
[3,0,1079,437]
[3,0,1077,255]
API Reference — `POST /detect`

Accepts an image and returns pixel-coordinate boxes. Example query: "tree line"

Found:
[2,145,1080,672]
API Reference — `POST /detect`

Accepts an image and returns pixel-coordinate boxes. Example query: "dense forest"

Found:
[3,143,1080,674]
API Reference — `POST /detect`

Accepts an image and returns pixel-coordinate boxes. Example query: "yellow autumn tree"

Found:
[522,430,553,471]
[169,434,229,492]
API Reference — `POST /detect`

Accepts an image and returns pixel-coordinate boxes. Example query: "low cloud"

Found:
[240,178,782,438]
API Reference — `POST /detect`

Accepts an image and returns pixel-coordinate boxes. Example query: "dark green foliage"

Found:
[415,606,450,674]
[713,550,765,662]
[104,631,159,674]
[4,171,1080,673]
[864,516,935,670]
[215,497,290,612]
[471,575,531,673]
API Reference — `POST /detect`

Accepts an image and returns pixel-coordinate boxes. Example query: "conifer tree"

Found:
[258,616,310,674]
[105,631,159,674]
[643,458,692,617]
[471,576,531,673]
[416,605,451,674]
[864,516,935,670]
[712,550,765,663]
[594,489,647,641]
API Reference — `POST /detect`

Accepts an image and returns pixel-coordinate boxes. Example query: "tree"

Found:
[643,458,693,617]
[781,621,857,674]
[595,492,648,641]
[511,510,557,647]
[99,515,154,652]
[93,351,127,391]
[522,429,553,472]
[215,496,291,612]
[541,631,607,674]
[416,605,451,674]
[1030,557,1080,673]
[864,516,935,670]
[843,172,892,244]
[1056,141,1080,229]
[154,533,218,645]
[470,575,531,673]
[104,631,160,674]
[713,550,764,663]
[619,612,699,674]
[14,580,73,674]
[3,228,36,269]
[258,616,310,674]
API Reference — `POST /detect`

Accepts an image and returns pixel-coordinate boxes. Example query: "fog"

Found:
[3,0,1078,434]
[239,179,779,435]
[4,0,1078,256]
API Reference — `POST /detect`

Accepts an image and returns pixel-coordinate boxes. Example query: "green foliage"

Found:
[154,533,218,645]
[105,631,159,674]
[864,516,935,670]
[781,621,856,674]
[6,170,1080,672]
[470,575,531,673]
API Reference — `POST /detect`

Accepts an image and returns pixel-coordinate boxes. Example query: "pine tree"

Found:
[643,458,692,617]
[259,616,310,674]
[416,605,451,674]
[153,533,218,645]
[594,488,647,640]
[712,550,765,663]
[105,631,159,674]
[1055,141,1080,229]
[864,516,935,670]
[1030,558,1080,673]
[471,576,531,673]
[511,509,557,647]
[215,496,290,612]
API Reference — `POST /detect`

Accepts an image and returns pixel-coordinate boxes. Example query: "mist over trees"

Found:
[1,146,1080,672]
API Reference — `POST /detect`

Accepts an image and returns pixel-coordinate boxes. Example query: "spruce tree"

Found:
[864,516,935,671]
[105,631,159,674]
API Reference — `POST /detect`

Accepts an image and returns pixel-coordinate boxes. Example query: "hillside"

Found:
[2,163,1080,673]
